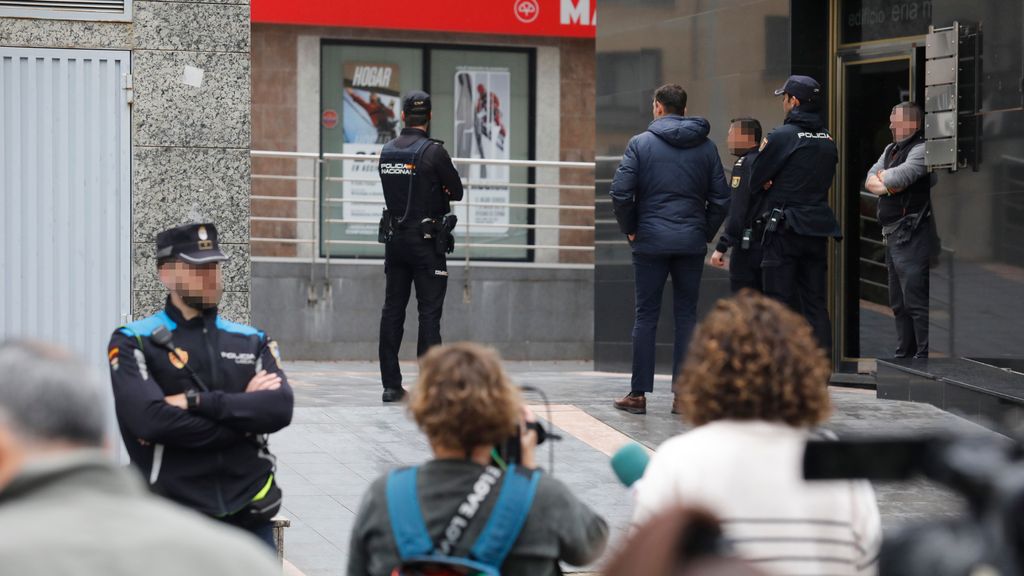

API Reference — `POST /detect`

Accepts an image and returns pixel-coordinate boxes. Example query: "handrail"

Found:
[250,151,596,272]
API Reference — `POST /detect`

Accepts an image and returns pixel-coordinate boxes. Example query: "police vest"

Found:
[379,137,444,226]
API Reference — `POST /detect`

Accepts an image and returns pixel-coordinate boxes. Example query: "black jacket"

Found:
[108,299,294,516]
[609,115,730,254]
[715,149,759,253]
[379,127,464,228]
[748,108,841,238]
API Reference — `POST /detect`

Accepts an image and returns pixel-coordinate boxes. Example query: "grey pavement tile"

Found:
[275,361,1008,575]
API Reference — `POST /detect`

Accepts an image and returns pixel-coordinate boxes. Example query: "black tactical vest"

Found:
[378,137,442,227]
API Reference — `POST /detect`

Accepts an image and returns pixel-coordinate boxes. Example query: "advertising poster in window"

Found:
[453,67,510,236]
[342,62,401,234]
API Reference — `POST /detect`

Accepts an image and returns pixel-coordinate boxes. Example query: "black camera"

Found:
[804,435,1024,575]
[494,420,548,467]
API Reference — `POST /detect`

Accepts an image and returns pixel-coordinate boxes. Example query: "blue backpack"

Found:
[385,464,541,576]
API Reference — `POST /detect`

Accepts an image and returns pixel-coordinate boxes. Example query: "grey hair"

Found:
[892,101,923,123]
[0,340,106,447]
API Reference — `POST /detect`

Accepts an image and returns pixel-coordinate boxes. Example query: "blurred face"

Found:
[890,107,921,142]
[727,122,758,156]
[159,260,223,310]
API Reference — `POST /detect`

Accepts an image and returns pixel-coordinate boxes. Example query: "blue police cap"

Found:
[403,91,432,116]
[773,75,822,103]
[155,223,228,264]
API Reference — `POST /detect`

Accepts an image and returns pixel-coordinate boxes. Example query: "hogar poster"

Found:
[342,62,401,233]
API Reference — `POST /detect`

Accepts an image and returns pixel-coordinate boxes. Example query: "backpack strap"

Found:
[469,465,542,567]
[386,467,434,560]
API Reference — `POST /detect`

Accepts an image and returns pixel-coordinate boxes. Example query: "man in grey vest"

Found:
[865,102,936,358]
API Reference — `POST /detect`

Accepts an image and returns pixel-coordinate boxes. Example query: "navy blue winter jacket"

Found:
[609,115,730,255]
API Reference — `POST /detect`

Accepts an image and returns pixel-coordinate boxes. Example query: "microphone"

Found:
[611,442,650,487]
[151,326,210,392]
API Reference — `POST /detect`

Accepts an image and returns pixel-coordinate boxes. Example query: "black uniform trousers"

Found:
[885,221,930,358]
[761,229,831,353]
[729,246,763,293]
[379,229,448,389]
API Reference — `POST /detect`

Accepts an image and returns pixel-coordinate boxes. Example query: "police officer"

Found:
[710,117,764,292]
[377,90,464,402]
[748,75,841,352]
[108,223,294,548]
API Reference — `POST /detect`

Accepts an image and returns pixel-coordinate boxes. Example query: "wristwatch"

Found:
[185,388,200,410]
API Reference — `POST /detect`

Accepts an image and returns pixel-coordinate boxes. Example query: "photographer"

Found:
[633,292,881,576]
[347,342,608,576]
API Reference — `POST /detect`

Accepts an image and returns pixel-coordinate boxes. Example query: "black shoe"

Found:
[382,388,407,403]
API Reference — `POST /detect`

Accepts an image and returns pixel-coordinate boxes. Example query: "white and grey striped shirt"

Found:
[633,420,881,575]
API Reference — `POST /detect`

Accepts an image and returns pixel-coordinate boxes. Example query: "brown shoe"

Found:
[614,393,646,415]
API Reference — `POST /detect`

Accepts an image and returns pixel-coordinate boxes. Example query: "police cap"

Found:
[155,223,228,264]
[403,90,432,116]
[773,75,822,103]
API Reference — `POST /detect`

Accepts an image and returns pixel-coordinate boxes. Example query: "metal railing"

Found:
[250,151,596,269]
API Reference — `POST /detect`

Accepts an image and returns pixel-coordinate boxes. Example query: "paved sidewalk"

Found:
[273,361,999,576]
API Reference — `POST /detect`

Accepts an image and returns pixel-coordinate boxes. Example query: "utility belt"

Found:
[378,209,457,255]
[754,207,786,246]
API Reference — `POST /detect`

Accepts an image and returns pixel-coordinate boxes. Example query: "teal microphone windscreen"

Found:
[610,442,649,487]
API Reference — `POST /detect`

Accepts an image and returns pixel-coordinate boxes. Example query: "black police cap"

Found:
[773,75,822,103]
[403,90,432,116]
[155,223,228,264]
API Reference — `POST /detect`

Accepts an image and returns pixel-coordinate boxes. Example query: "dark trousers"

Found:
[729,246,763,293]
[886,223,930,358]
[762,230,832,353]
[379,233,448,389]
[630,252,705,394]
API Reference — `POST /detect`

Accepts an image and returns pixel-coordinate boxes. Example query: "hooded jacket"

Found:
[609,115,730,255]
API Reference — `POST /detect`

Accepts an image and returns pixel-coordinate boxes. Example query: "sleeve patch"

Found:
[731,176,742,188]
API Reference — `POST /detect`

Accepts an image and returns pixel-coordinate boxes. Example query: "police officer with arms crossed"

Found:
[864,102,935,358]
[748,75,841,353]
[377,90,464,403]
[710,117,764,293]
[108,223,294,548]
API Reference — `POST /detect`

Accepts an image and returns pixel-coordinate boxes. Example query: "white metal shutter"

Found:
[0,47,131,372]
[0,0,131,22]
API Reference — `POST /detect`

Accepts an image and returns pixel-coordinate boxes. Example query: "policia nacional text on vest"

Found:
[377,91,465,402]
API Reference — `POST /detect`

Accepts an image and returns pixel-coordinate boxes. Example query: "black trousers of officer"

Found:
[379,229,448,389]
[761,229,831,353]
[885,221,930,358]
[729,246,763,293]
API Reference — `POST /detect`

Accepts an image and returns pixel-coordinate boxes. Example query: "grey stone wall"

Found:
[1,2,252,323]
[252,262,594,362]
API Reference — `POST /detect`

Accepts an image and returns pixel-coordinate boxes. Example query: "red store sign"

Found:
[252,0,596,39]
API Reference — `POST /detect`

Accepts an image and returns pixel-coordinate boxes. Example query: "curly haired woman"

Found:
[633,291,881,576]
[348,342,608,576]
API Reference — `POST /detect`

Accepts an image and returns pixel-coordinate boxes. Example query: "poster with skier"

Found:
[454,67,510,235]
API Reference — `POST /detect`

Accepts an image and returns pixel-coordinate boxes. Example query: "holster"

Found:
[378,209,394,244]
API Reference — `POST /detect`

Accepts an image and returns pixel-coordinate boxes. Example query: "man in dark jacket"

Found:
[609,84,730,415]
[748,76,840,353]
[108,223,294,547]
